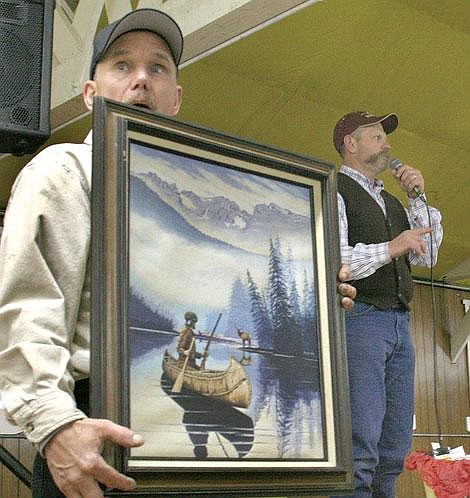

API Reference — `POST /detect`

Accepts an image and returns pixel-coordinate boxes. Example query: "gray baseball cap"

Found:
[89,9,183,79]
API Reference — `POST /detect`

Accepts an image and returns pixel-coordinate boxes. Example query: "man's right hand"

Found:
[389,227,433,259]
[44,418,144,498]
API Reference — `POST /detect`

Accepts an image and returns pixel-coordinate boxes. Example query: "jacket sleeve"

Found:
[0,145,91,449]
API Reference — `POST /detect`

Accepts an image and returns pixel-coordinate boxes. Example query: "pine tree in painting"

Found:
[268,238,302,355]
[246,270,273,349]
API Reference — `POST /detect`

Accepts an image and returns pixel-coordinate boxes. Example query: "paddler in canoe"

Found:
[164,311,252,407]
[176,311,206,370]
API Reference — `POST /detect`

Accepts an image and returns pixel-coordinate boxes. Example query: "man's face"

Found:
[84,30,182,116]
[354,123,391,173]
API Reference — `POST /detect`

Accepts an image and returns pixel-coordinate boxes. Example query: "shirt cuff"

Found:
[3,389,87,453]
[378,242,392,267]
[408,193,427,205]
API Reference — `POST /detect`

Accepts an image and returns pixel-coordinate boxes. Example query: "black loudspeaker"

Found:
[0,0,54,155]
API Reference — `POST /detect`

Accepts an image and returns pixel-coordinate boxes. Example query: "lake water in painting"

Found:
[129,327,325,463]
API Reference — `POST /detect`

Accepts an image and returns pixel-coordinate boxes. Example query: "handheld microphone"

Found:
[389,158,424,199]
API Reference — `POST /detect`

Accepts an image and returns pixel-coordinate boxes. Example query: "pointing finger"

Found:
[414,226,433,235]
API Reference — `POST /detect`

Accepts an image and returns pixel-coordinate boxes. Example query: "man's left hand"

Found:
[391,163,424,198]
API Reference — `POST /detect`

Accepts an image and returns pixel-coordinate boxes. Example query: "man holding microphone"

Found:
[331,111,443,498]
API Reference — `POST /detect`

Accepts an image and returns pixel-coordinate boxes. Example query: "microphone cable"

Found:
[389,159,443,443]
[426,200,443,444]
[419,193,443,445]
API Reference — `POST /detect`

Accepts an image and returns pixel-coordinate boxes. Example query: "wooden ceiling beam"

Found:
[49,0,318,129]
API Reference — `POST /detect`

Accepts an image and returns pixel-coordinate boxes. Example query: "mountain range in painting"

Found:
[135,169,311,255]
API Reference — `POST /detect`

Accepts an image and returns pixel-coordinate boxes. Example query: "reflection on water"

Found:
[161,374,254,459]
[129,329,324,461]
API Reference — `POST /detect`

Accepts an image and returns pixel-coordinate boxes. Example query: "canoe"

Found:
[162,350,252,408]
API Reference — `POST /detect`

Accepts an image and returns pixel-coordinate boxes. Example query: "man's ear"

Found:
[82,80,97,111]
[343,134,357,154]
[170,85,183,116]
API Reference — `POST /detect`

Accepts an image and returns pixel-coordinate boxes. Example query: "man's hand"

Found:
[338,264,356,311]
[44,418,144,498]
[391,163,424,198]
[389,227,433,259]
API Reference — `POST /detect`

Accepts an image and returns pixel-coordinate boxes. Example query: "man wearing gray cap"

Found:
[0,9,183,497]
[330,111,443,498]
[0,9,356,498]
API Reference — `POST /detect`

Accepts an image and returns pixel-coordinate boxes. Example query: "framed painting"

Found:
[90,97,353,496]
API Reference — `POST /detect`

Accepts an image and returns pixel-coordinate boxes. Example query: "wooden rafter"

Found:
[50,0,317,129]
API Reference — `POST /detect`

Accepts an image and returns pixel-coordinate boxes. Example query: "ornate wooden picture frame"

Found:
[90,97,353,496]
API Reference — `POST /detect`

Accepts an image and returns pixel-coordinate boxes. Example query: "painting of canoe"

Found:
[162,350,252,408]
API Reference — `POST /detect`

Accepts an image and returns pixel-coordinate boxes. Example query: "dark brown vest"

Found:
[338,172,413,308]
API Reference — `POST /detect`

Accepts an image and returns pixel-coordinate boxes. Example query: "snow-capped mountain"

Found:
[136,170,311,255]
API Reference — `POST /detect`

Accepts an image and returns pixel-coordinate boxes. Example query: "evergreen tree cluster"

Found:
[227,237,318,356]
[129,289,176,331]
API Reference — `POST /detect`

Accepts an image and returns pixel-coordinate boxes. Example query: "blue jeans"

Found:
[332,302,415,498]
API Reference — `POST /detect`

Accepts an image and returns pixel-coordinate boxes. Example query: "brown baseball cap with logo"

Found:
[333,111,398,154]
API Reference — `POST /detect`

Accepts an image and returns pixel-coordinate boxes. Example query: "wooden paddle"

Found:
[171,337,195,393]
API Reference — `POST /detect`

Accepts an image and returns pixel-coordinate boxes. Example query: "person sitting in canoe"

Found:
[176,311,206,369]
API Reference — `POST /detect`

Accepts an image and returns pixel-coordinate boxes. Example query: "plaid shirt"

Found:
[338,165,443,280]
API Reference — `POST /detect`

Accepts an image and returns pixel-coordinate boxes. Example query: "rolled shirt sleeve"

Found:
[407,195,443,268]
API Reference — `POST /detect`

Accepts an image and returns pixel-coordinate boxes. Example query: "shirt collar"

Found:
[340,164,384,191]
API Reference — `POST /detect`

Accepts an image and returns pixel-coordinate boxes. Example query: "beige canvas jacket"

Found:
[0,132,93,451]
